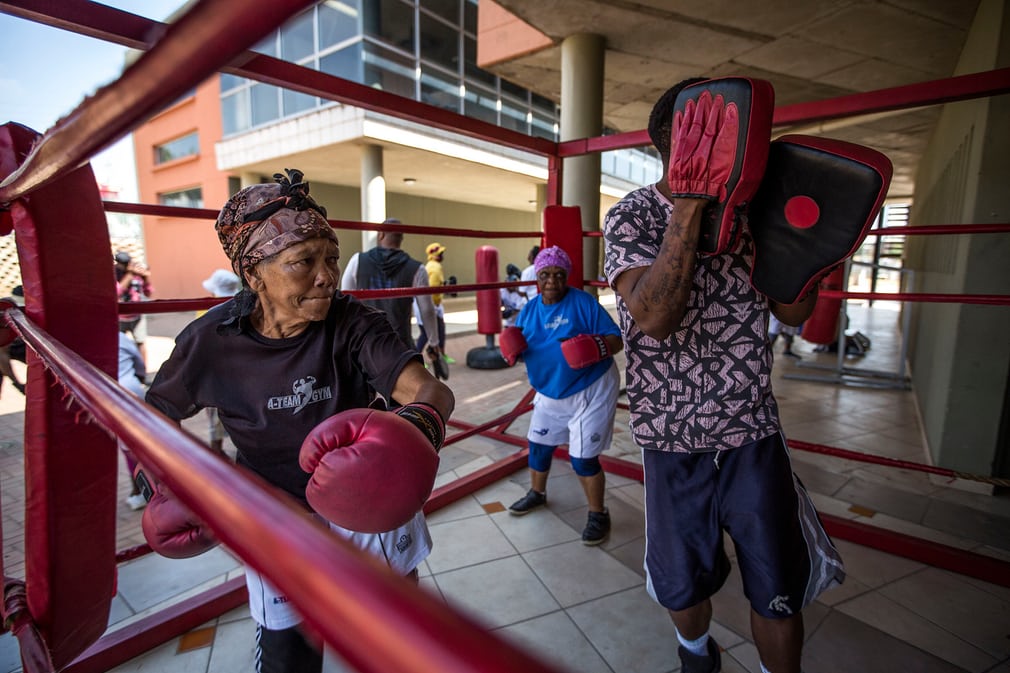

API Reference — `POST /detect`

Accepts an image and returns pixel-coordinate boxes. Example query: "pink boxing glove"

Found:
[499,326,528,366]
[134,466,219,559]
[561,334,614,369]
[299,408,440,533]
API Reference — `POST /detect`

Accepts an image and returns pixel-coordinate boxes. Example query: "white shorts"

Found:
[246,511,432,629]
[527,362,619,459]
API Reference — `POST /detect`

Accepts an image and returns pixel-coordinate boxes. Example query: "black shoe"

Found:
[678,637,721,673]
[508,489,546,515]
[783,350,801,360]
[582,508,610,545]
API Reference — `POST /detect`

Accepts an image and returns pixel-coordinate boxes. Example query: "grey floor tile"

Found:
[803,611,966,673]
[496,611,612,673]
[922,498,1010,552]
[116,547,240,613]
[829,537,925,589]
[609,535,647,578]
[426,513,518,573]
[834,478,931,522]
[879,568,1010,659]
[791,460,851,497]
[523,540,642,607]
[0,634,21,673]
[567,587,678,673]
[834,591,999,671]
[107,635,212,673]
[207,618,256,673]
[423,493,486,525]
[433,555,561,629]
[490,507,581,553]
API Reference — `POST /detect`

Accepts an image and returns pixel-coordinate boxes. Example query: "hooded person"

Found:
[143,169,454,673]
[339,218,443,373]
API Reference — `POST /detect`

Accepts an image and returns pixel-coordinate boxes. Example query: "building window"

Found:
[363,42,416,98]
[158,187,203,208]
[419,12,459,72]
[281,8,316,61]
[320,0,361,48]
[154,132,199,165]
[362,0,415,53]
[320,41,364,82]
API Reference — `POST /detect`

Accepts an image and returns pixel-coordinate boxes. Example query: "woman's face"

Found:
[248,237,340,332]
[537,265,568,305]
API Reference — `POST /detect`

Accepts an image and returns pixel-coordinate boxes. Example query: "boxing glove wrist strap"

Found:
[395,402,445,452]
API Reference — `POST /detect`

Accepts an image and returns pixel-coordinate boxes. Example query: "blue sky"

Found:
[0,2,186,195]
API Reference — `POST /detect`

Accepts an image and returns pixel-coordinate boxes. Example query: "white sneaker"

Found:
[126,494,147,511]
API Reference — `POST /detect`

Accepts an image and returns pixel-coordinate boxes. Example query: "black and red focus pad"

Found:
[748,134,892,304]
[671,76,775,255]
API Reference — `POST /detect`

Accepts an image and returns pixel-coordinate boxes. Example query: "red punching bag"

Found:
[475,246,500,335]
[801,266,845,345]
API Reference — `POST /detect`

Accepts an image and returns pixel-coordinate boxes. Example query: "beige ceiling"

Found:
[483,0,983,199]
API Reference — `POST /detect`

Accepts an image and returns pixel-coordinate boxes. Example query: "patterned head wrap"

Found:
[215,169,336,278]
[533,246,572,276]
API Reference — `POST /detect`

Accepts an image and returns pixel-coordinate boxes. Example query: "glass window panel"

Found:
[419,13,459,72]
[219,73,245,93]
[500,78,526,100]
[531,92,556,115]
[158,187,203,208]
[464,37,495,86]
[154,132,199,164]
[363,0,415,54]
[421,69,461,112]
[463,83,497,125]
[531,112,556,141]
[319,0,360,48]
[500,97,527,134]
[421,0,458,25]
[463,0,477,34]
[281,8,315,61]
[250,83,281,127]
[320,42,364,82]
[252,34,278,57]
[363,43,416,98]
[283,89,317,116]
[221,89,250,135]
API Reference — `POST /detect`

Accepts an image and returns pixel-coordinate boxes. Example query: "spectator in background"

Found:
[200,269,242,452]
[118,331,148,510]
[416,242,453,366]
[520,245,540,300]
[500,263,527,327]
[114,250,154,365]
[340,218,443,374]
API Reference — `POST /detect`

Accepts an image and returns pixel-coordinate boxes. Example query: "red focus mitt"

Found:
[299,408,440,533]
[669,77,774,254]
[748,135,893,304]
[134,466,219,559]
[499,326,528,366]
[561,334,614,369]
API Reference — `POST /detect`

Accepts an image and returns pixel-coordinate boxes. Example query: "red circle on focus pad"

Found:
[784,195,820,229]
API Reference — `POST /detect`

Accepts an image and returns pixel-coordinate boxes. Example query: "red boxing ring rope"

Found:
[3,308,572,673]
[2,1,1009,669]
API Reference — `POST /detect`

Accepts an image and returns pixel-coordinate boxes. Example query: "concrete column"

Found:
[360,144,386,250]
[560,33,605,286]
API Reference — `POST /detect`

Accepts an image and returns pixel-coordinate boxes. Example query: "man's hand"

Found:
[426,345,449,380]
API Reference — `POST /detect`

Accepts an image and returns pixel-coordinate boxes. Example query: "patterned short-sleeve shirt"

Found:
[603,184,780,453]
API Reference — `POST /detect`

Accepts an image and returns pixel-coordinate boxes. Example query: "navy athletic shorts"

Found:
[643,432,844,618]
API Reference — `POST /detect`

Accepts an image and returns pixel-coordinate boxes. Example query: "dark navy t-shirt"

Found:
[146,292,419,502]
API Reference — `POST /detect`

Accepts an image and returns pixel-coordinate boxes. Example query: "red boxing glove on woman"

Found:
[561,334,613,369]
[499,326,528,366]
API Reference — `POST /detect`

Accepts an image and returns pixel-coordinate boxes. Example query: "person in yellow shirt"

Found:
[416,242,452,366]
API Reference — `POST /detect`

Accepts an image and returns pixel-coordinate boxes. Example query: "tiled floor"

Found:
[1,297,1009,673]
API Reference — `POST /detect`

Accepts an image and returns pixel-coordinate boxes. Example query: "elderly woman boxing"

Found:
[141,169,454,673]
